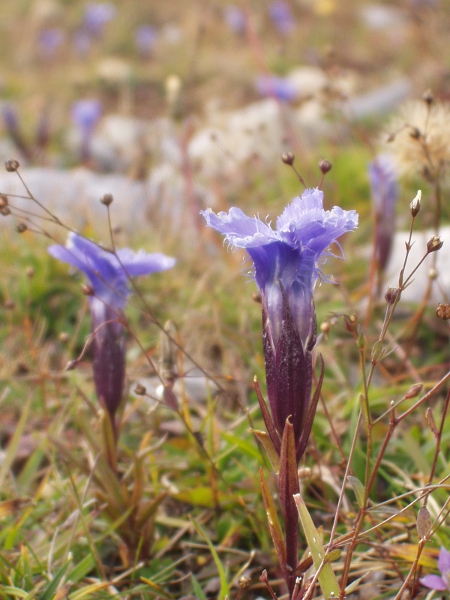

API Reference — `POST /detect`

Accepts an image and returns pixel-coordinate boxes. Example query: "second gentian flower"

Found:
[48,232,176,428]
[202,189,357,461]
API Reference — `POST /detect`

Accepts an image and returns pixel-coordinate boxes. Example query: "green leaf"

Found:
[294,493,340,599]
[347,476,366,508]
[38,561,71,600]
[190,517,229,600]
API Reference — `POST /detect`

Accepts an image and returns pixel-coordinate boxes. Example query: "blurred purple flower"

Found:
[135,25,157,56]
[368,154,398,272]
[202,189,357,459]
[269,1,295,34]
[420,547,450,591]
[256,74,298,102]
[48,233,175,423]
[83,3,116,36]
[38,28,65,58]
[224,6,246,34]
[71,99,102,162]
[1,104,32,160]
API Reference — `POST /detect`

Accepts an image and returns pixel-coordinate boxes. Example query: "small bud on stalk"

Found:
[81,283,94,295]
[423,89,434,106]
[281,152,295,165]
[436,303,450,320]
[100,193,113,206]
[134,383,147,396]
[427,236,443,254]
[1,206,11,216]
[16,223,27,233]
[318,159,332,174]
[385,287,400,304]
[5,159,19,172]
[0,194,8,208]
[410,190,421,217]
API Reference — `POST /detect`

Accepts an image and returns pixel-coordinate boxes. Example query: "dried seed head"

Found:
[318,159,332,174]
[385,287,400,304]
[16,223,27,233]
[281,151,295,165]
[238,574,252,589]
[423,89,434,106]
[5,159,19,172]
[59,331,70,343]
[436,303,450,320]
[1,206,11,216]
[134,383,147,395]
[385,100,450,178]
[25,266,35,278]
[100,193,113,206]
[0,194,8,208]
[81,283,94,295]
[252,291,262,303]
[427,235,443,253]
[410,190,421,217]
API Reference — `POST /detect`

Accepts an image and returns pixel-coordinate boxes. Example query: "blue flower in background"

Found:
[368,154,398,272]
[71,99,102,162]
[256,74,298,102]
[48,233,175,424]
[83,2,116,36]
[223,6,246,34]
[269,1,295,34]
[420,547,450,591]
[38,28,65,58]
[202,190,357,459]
[135,25,158,56]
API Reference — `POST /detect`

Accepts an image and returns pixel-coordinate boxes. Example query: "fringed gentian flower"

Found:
[269,1,295,34]
[48,233,175,426]
[223,6,246,34]
[71,99,102,162]
[202,189,357,461]
[255,74,298,103]
[135,25,157,57]
[420,547,450,591]
[368,154,398,272]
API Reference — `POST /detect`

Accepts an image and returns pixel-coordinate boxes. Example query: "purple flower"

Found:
[38,28,65,58]
[269,1,295,34]
[256,74,298,102]
[202,189,357,459]
[71,99,102,162]
[48,233,175,424]
[135,25,157,56]
[420,547,450,591]
[83,3,116,36]
[368,154,398,272]
[224,6,246,34]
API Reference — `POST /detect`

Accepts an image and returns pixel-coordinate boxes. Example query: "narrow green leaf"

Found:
[251,430,280,473]
[221,431,261,461]
[191,574,207,600]
[0,394,32,489]
[190,517,229,600]
[259,468,287,576]
[347,476,366,508]
[38,561,71,600]
[294,493,340,599]
[140,577,176,600]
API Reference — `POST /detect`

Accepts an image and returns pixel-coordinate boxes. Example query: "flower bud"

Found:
[5,159,19,172]
[1,206,11,216]
[134,383,147,395]
[16,223,27,233]
[427,236,443,254]
[436,303,450,320]
[281,151,295,165]
[81,283,94,295]
[318,159,332,174]
[410,190,421,217]
[0,194,8,208]
[100,193,113,206]
[385,287,400,304]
